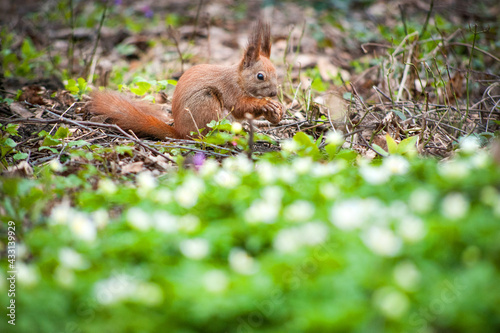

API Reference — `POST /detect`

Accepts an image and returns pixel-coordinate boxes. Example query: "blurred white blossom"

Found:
[203,270,229,293]
[175,177,205,208]
[229,248,259,275]
[256,161,277,184]
[17,262,38,286]
[59,247,89,270]
[70,212,97,242]
[213,169,240,188]
[245,199,279,224]
[459,136,480,153]
[223,154,253,174]
[93,209,109,229]
[98,179,117,195]
[360,165,390,185]
[274,222,329,253]
[126,207,151,231]
[231,122,243,134]
[49,159,63,172]
[362,226,402,257]
[179,238,209,260]
[284,200,315,222]
[398,216,426,242]
[441,192,469,220]
[293,157,313,174]
[277,165,297,184]
[274,228,302,253]
[178,215,201,233]
[154,188,172,204]
[136,171,157,194]
[330,198,372,230]
[439,160,470,180]
[408,188,434,214]
[320,183,340,199]
[325,131,344,146]
[373,286,409,319]
[281,139,299,153]
[383,155,410,175]
[199,158,220,177]
[94,273,139,305]
[393,261,421,291]
[55,266,75,287]
[153,211,178,233]
[50,200,72,225]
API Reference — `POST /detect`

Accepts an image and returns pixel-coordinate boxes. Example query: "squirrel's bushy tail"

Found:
[88,91,181,139]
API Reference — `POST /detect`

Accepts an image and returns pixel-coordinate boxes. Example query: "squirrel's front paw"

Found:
[262,99,284,124]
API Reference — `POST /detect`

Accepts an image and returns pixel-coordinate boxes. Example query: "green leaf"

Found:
[4,138,17,148]
[130,81,152,96]
[115,146,133,156]
[293,132,322,159]
[6,124,20,136]
[386,134,398,154]
[13,152,28,160]
[53,126,70,139]
[397,136,418,155]
[391,109,407,120]
[372,143,389,157]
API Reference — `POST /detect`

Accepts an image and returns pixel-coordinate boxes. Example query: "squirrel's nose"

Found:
[269,90,277,97]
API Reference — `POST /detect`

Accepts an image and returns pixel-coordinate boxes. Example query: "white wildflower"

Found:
[126,207,151,231]
[59,247,89,270]
[393,261,421,291]
[94,273,138,305]
[459,136,481,153]
[98,179,117,195]
[325,131,344,146]
[133,282,164,306]
[179,238,209,260]
[136,171,157,194]
[199,158,220,177]
[245,199,279,224]
[383,155,410,175]
[398,215,426,242]
[50,201,72,225]
[223,154,253,174]
[256,161,277,184]
[17,262,38,286]
[373,287,409,319]
[213,169,240,188]
[439,160,470,180]
[178,214,200,233]
[360,165,391,185]
[273,228,302,253]
[281,139,299,153]
[154,188,172,204]
[153,211,178,233]
[261,186,284,204]
[386,201,409,221]
[277,165,297,184]
[93,209,109,229]
[203,270,229,293]
[320,183,339,199]
[311,162,340,177]
[441,192,469,220]
[408,188,434,214]
[55,266,75,287]
[174,177,204,208]
[301,222,329,246]
[362,226,402,257]
[292,157,313,174]
[284,200,315,222]
[229,248,259,275]
[69,212,96,242]
[49,159,63,172]
[330,199,367,230]
[470,150,489,169]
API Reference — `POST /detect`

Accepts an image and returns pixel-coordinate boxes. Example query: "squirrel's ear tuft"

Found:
[241,21,263,68]
[260,22,271,58]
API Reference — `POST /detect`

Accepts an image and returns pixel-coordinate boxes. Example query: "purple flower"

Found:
[114,0,122,5]
[140,5,153,18]
[193,152,206,170]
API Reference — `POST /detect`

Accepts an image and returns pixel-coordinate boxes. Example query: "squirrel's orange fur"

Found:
[88,21,283,140]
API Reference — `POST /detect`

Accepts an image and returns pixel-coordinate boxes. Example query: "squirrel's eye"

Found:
[257,73,264,80]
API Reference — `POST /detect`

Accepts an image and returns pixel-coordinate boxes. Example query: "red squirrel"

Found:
[88,21,284,139]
